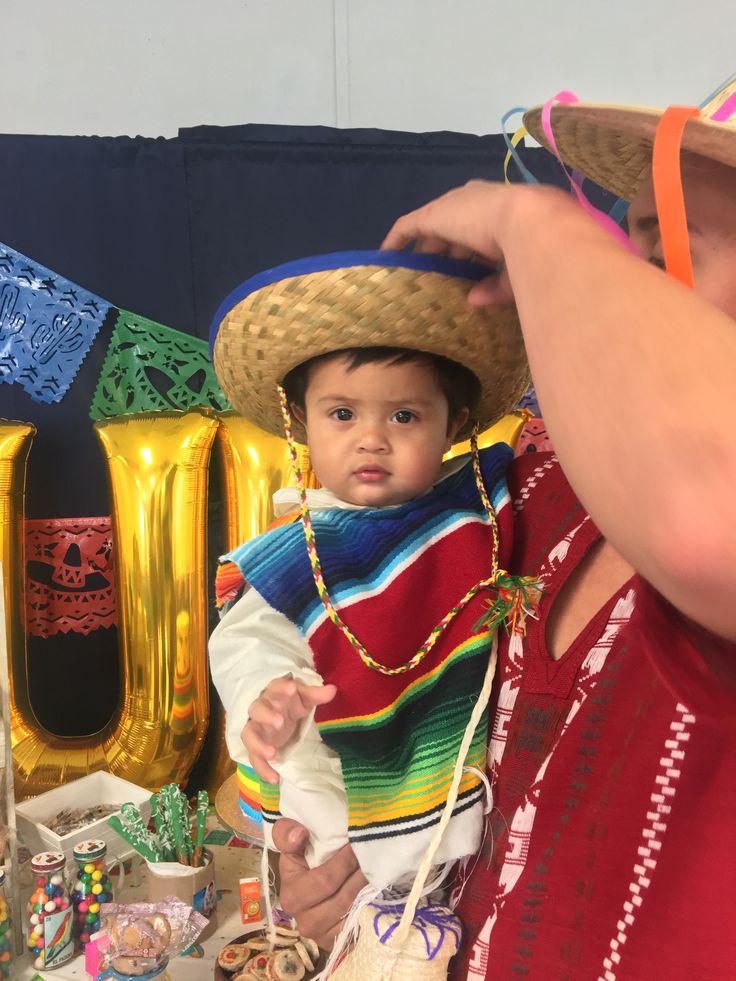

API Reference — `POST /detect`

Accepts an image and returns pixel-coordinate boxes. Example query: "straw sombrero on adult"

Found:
[210,250,529,442]
[523,73,736,201]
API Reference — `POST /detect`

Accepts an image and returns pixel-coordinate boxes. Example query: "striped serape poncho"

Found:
[221,443,513,887]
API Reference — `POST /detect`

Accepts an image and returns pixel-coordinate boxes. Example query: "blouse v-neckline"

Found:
[521,517,638,699]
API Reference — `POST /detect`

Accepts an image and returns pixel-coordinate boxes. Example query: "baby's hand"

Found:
[243,676,337,784]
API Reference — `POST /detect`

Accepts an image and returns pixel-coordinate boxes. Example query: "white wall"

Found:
[5,0,735,138]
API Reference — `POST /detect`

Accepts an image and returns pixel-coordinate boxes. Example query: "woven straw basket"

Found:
[211,252,530,442]
[524,75,736,201]
[328,903,461,981]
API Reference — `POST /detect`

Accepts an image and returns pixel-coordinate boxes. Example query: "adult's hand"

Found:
[386,169,736,641]
[273,818,367,950]
[382,180,564,308]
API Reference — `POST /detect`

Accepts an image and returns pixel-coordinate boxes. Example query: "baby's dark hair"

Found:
[282,346,481,431]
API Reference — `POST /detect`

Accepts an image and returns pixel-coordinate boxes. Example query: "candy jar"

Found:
[71,840,114,948]
[26,850,73,970]
[0,870,13,978]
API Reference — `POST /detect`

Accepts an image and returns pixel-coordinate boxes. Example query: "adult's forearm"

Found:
[497,188,736,637]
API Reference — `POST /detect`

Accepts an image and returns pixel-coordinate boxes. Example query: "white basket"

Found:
[15,771,151,862]
[330,904,461,981]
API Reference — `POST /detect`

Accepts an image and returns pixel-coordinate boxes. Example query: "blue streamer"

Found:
[699,71,736,109]
[607,197,629,225]
[500,107,539,185]
[0,243,110,403]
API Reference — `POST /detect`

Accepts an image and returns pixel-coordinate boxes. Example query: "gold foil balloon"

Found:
[9,410,219,798]
[94,409,218,787]
[217,412,296,547]
[202,412,297,796]
[0,420,37,791]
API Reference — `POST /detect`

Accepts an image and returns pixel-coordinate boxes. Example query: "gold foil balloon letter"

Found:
[0,420,37,790]
[94,409,218,788]
[202,412,296,795]
[217,412,295,546]
[9,410,218,798]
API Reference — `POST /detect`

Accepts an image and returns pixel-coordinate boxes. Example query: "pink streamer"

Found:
[709,91,736,122]
[540,90,638,254]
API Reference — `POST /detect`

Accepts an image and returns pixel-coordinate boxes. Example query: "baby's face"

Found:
[299,356,462,507]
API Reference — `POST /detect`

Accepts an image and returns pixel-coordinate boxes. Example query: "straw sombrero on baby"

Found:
[210,250,529,442]
[523,73,736,201]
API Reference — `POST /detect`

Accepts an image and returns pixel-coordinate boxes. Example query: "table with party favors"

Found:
[12,782,267,980]
[11,773,463,980]
[14,840,264,980]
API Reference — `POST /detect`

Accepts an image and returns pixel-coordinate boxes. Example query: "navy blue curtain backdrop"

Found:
[0,123,617,740]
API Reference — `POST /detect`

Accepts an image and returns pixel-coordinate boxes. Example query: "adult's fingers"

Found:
[295,865,367,949]
[413,233,451,255]
[272,818,310,855]
[280,841,362,901]
[382,180,509,260]
[382,211,427,251]
[274,833,366,949]
[447,243,476,261]
[467,269,514,308]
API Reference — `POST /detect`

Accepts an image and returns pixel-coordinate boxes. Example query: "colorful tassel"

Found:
[474,572,543,636]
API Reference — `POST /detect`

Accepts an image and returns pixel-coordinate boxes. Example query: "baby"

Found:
[243,347,474,784]
[209,252,526,892]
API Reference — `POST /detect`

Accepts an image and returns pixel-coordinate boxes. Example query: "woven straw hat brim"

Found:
[213,260,529,442]
[524,102,736,201]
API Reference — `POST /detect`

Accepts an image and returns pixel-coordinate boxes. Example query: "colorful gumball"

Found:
[71,841,114,950]
[26,852,73,970]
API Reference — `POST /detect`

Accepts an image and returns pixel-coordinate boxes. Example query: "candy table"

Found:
[15,834,262,980]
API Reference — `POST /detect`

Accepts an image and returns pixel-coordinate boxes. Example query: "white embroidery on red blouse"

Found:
[598,702,694,981]
[547,517,589,568]
[512,456,557,514]
[468,589,636,980]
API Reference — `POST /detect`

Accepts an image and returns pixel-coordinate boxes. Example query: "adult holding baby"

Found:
[273,77,736,979]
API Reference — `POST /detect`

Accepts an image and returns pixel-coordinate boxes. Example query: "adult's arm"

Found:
[384,182,736,639]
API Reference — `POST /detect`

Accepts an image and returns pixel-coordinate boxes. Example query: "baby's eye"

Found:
[331,407,353,421]
[392,410,415,424]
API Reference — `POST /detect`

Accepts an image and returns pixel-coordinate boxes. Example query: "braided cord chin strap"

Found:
[277,384,542,676]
